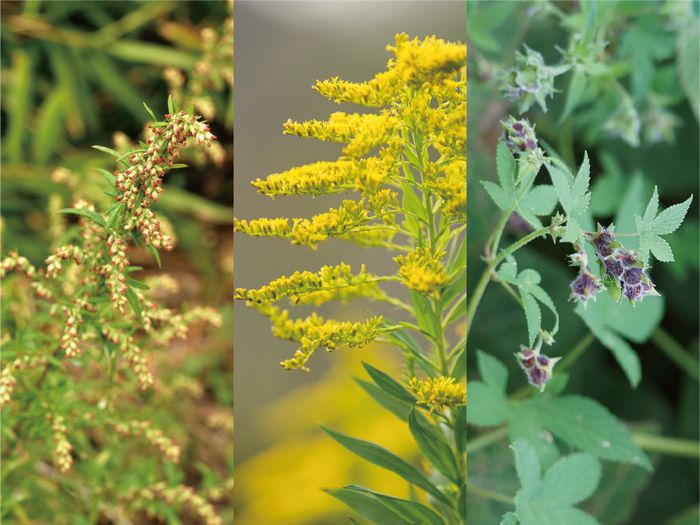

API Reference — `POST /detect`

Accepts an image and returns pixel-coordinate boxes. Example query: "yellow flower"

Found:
[408,376,466,413]
[394,247,447,293]
[235,263,383,306]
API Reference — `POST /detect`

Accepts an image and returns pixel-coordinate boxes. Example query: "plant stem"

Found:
[633,433,700,458]
[466,225,553,339]
[466,483,514,505]
[650,327,700,383]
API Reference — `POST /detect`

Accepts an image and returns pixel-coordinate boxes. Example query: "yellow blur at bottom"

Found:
[235,347,420,525]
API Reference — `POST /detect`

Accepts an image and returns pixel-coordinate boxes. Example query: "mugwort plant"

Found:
[468,2,697,524]
[235,34,467,524]
[1,97,229,524]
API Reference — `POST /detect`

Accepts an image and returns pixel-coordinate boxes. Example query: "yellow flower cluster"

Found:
[47,413,73,473]
[314,33,466,106]
[426,159,466,220]
[114,420,181,463]
[235,264,382,306]
[281,316,383,371]
[408,376,466,413]
[284,111,399,158]
[394,247,447,293]
[251,160,357,196]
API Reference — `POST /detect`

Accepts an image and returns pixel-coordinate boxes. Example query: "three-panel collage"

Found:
[0,1,698,524]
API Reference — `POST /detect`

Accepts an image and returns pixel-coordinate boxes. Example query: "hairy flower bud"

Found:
[501,115,539,155]
[516,345,561,392]
[500,46,557,113]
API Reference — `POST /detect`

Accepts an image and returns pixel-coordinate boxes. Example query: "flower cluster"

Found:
[126,483,222,525]
[502,115,539,155]
[116,111,216,250]
[0,356,48,408]
[501,46,558,113]
[0,251,36,279]
[280,316,383,372]
[586,225,657,304]
[47,413,73,473]
[235,263,382,306]
[103,327,154,390]
[114,420,181,463]
[515,345,561,392]
[568,247,603,307]
[394,247,447,293]
[408,376,466,413]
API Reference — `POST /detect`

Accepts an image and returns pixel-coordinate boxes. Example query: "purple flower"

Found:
[623,267,643,285]
[502,116,539,156]
[570,271,603,307]
[604,258,624,279]
[515,345,561,392]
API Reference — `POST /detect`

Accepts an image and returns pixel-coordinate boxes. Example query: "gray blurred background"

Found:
[234,0,464,466]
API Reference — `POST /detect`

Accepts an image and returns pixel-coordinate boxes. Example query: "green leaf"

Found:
[346,486,446,525]
[326,487,411,525]
[467,351,509,426]
[322,427,449,505]
[148,244,162,268]
[408,408,460,483]
[143,101,157,121]
[96,168,116,187]
[477,350,508,392]
[450,338,467,380]
[520,291,542,347]
[32,87,66,165]
[650,195,693,235]
[482,180,509,210]
[539,453,601,506]
[647,234,674,262]
[355,379,412,421]
[509,440,603,525]
[92,145,121,159]
[59,208,106,228]
[409,291,440,341]
[535,396,652,470]
[496,140,516,198]
[560,70,587,123]
[362,362,416,404]
[168,94,175,115]
[125,287,143,323]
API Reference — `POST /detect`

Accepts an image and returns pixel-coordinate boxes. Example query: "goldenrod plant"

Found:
[1,98,231,524]
[468,2,697,523]
[235,34,467,523]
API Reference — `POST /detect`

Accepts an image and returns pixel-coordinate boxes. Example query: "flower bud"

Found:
[501,116,539,155]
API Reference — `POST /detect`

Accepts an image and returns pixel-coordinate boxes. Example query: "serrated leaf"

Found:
[647,234,674,262]
[520,291,541,346]
[482,180,510,210]
[519,185,558,217]
[642,186,659,229]
[465,381,508,426]
[535,396,652,470]
[650,195,693,235]
[477,350,509,392]
[496,140,516,197]
[538,453,601,506]
[408,408,460,483]
[512,439,541,495]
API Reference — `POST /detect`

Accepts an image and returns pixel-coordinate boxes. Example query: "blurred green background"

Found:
[467,2,699,524]
[234,2,464,523]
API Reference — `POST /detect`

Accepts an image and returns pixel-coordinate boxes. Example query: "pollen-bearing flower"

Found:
[501,115,539,155]
[394,247,447,293]
[408,376,466,413]
[115,111,216,250]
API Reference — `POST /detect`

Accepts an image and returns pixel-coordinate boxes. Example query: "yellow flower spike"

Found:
[314,34,466,107]
[426,159,466,220]
[281,316,383,371]
[394,247,447,293]
[251,160,357,196]
[234,217,291,239]
[408,376,466,413]
[235,263,384,306]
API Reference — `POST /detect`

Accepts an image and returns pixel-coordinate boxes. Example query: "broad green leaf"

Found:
[538,453,601,506]
[322,427,449,505]
[647,234,674,262]
[650,195,693,235]
[496,140,516,198]
[408,408,460,483]
[512,439,541,495]
[519,185,558,217]
[482,180,509,210]
[466,382,508,427]
[535,396,652,470]
[477,350,508,392]
[560,70,587,123]
[362,362,416,404]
